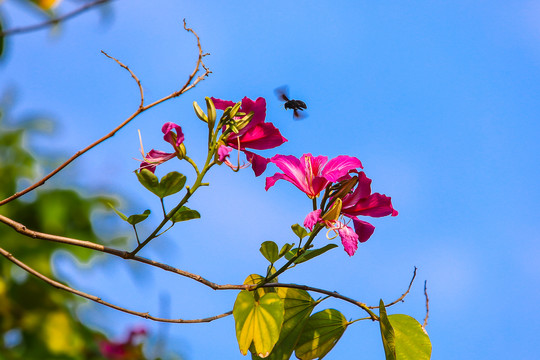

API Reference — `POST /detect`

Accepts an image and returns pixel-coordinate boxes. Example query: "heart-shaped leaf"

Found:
[126,209,151,225]
[388,315,431,360]
[291,224,308,239]
[379,299,396,360]
[171,206,200,223]
[233,290,284,358]
[136,169,159,195]
[157,171,186,198]
[260,241,280,264]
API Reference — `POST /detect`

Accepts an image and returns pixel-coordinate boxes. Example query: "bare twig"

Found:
[1,0,113,37]
[0,246,231,323]
[368,266,417,309]
[0,20,210,207]
[422,280,429,329]
[101,50,144,108]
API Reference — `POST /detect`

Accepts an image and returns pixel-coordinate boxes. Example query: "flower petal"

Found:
[244,150,270,177]
[218,145,233,162]
[322,155,363,182]
[351,217,376,243]
[337,224,360,256]
[229,122,287,150]
[161,122,184,147]
[211,97,236,110]
[304,209,322,231]
[345,193,397,218]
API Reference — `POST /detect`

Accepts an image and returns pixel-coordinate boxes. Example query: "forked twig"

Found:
[368,266,417,309]
[1,0,113,37]
[0,246,231,324]
[0,20,210,207]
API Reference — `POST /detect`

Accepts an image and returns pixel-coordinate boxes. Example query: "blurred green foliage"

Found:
[0,103,143,359]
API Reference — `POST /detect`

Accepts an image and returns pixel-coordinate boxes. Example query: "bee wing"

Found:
[274,85,290,102]
[293,109,308,120]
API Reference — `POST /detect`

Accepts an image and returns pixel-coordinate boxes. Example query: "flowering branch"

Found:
[0,20,210,207]
[0,0,114,37]
[0,246,232,324]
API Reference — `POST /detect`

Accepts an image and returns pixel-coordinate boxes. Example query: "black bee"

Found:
[274,86,307,120]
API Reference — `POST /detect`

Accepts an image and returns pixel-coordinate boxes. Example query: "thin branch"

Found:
[1,0,113,37]
[422,280,429,329]
[0,246,231,324]
[260,283,378,320]
[101,50,144,108]
[0,20,209,207]
[368,266,417,309]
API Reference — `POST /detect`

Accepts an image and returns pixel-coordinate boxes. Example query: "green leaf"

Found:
[158,171,186,198]
[126,209,151,225]
[284,244,338,264]
[388,315,431,360]
[171,206,200,223]
[379,299,396,360]
[294,309,348,360]
[253,288,317,360]
[108,203,128,221]
[291,224,308,239]
[278,243,294,258]
[136,169,159,195]
[260,241,279,264]
[233,290,284,358]
[243,274,275,299]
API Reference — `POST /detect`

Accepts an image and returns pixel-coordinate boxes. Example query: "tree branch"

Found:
[1,0,113,37]
[0,246,231,323]
[422,280,429,330]
[0,20,210,207]
[368,266,417,309]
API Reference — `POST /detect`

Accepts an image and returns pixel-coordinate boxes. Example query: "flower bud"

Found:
[175,143,187,160]
[193,101,208,123]
[322,198,343,224]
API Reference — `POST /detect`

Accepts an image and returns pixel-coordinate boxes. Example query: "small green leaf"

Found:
[294,309,348,360]
[158,171,186,198]
[136,169,159,195]
[299,244,338,262]
[260,241,279,264]
[193,101,208,122]
[278,243,294,258]
[108,203,128,222]
[233,291,284,358]
[379,299,396,360]
[284,244,337,264]
[388,315,431,360]
[291,224,308,239]
[126,209,151,225]
[171,206,200,223]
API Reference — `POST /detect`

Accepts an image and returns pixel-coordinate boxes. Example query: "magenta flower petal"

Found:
[244,150,270,177]
[230,123,288,150]
[304,209,322,230]
[351,218,376,243]
[162,122,184,148]
[218,145,233,162]
[211,97,236,110]
[337,223,360,256]
[239,97,267,128]
[345,193,398,218]
[322,155,363,182]
[139,149,176,173]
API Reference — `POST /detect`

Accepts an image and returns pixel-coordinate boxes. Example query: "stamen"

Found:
[138,129,145,157]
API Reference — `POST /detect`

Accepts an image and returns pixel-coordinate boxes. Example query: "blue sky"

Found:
[1,1,539,359]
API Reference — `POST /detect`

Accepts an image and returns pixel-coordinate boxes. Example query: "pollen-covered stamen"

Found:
[305,155,315,196]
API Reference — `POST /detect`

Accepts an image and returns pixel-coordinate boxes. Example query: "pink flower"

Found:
[265,154,363,198]
[212,97,287,176]
[302,171,397,256]
[139,122,184,173]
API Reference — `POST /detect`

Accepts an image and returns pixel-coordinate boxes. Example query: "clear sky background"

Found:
[1,1,539,359]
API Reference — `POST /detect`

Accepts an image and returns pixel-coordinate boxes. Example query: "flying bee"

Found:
[274,86,307,120]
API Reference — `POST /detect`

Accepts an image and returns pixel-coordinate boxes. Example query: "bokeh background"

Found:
[1,0,539,359]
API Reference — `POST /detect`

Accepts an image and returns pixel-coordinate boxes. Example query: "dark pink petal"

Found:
[139,149,176,173]
[304,209,322,230]
[345,193,397,218]
[322,155,363,182]
[351,217,376,243]
[211,97,236,110]
[337,224,360,256]
[268,154,311,194]
[218,145,233,162]
[229,123,287,150]
[341,172,373,208]
[162,122,184,147]
[244,150,270,177]
[239,96,267,128]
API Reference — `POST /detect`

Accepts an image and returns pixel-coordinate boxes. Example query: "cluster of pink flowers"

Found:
[99,327,147,360]
[138,96,396,256]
